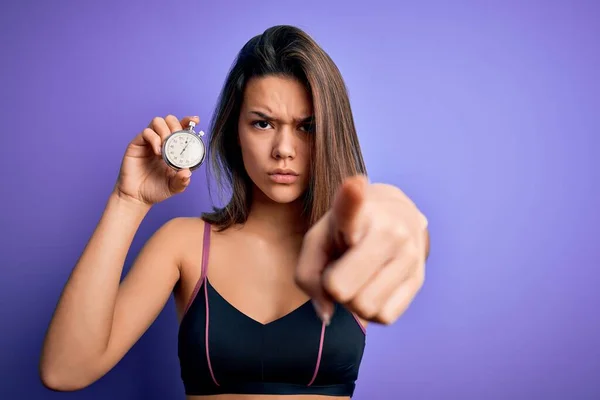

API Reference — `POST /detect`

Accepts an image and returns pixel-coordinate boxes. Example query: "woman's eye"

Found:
[253,120,271,130]
[300,123,314,133]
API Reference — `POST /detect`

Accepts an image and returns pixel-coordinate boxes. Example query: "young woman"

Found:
[40,25,429,399]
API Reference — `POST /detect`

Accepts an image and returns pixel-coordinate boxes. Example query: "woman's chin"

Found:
[260,185,306,205]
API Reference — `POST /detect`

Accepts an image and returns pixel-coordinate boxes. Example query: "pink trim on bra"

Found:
[351,312,367,335]
[182,221,211,317]
[307,320,326,386]
[204,275,220,386]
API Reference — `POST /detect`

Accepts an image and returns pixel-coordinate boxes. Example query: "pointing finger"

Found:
[295,214,335,324]
[332,175,369,247]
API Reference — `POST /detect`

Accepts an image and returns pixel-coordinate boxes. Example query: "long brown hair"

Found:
[202,25,367,231]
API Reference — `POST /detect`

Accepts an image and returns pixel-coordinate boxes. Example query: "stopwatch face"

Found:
[162,132,205,170]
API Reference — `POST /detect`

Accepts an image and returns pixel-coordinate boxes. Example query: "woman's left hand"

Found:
[295,175,429,326]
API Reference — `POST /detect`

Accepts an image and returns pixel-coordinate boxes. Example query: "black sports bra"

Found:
[178,222,367,397]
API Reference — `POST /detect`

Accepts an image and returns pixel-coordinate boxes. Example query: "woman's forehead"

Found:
[242,76,313,116]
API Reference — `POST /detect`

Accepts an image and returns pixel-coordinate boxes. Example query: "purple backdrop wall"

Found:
[1,1,599,399]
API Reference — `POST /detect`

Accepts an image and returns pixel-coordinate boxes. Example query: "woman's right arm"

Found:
[40,115,199,391]
[40,193,188,391]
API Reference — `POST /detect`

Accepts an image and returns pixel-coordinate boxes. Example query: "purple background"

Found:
[1,1,599,399]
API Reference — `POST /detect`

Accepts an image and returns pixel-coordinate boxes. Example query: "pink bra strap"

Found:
[181,221,212,317]
[200,221,211,282]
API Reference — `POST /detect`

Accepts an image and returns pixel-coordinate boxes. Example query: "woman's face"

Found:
[238,75,313,204]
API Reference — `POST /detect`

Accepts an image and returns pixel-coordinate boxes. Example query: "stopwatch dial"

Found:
[164,132,205,169]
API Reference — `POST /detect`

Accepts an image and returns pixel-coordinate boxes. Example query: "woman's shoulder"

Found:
[161,215,240,234]
[154,217,211,285]
[161,215,206,230]
[146,217,210,263]
[157,216,238,262]
[153,216,206,239]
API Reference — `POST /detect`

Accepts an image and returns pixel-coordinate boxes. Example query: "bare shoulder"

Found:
[155,216,205,237]
[164,217,213,314]
[133,216,209,288]
[150,216,206,254]
[168,216,209,248]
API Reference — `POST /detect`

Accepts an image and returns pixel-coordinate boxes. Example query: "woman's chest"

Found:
[179,284,365,387]
[177,231,309,325]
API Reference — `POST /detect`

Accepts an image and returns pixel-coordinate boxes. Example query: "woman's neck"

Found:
[243,189,308,240]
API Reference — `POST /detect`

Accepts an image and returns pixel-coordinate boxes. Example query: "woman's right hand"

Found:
[113,115,200,206]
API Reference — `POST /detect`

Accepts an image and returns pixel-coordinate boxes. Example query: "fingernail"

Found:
[311,300,331,326]
[311,299,321,314]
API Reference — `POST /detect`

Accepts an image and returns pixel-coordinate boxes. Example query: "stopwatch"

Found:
[162,121,206,171]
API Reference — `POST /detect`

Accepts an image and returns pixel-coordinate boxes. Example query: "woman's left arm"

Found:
[295,175,429,326]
